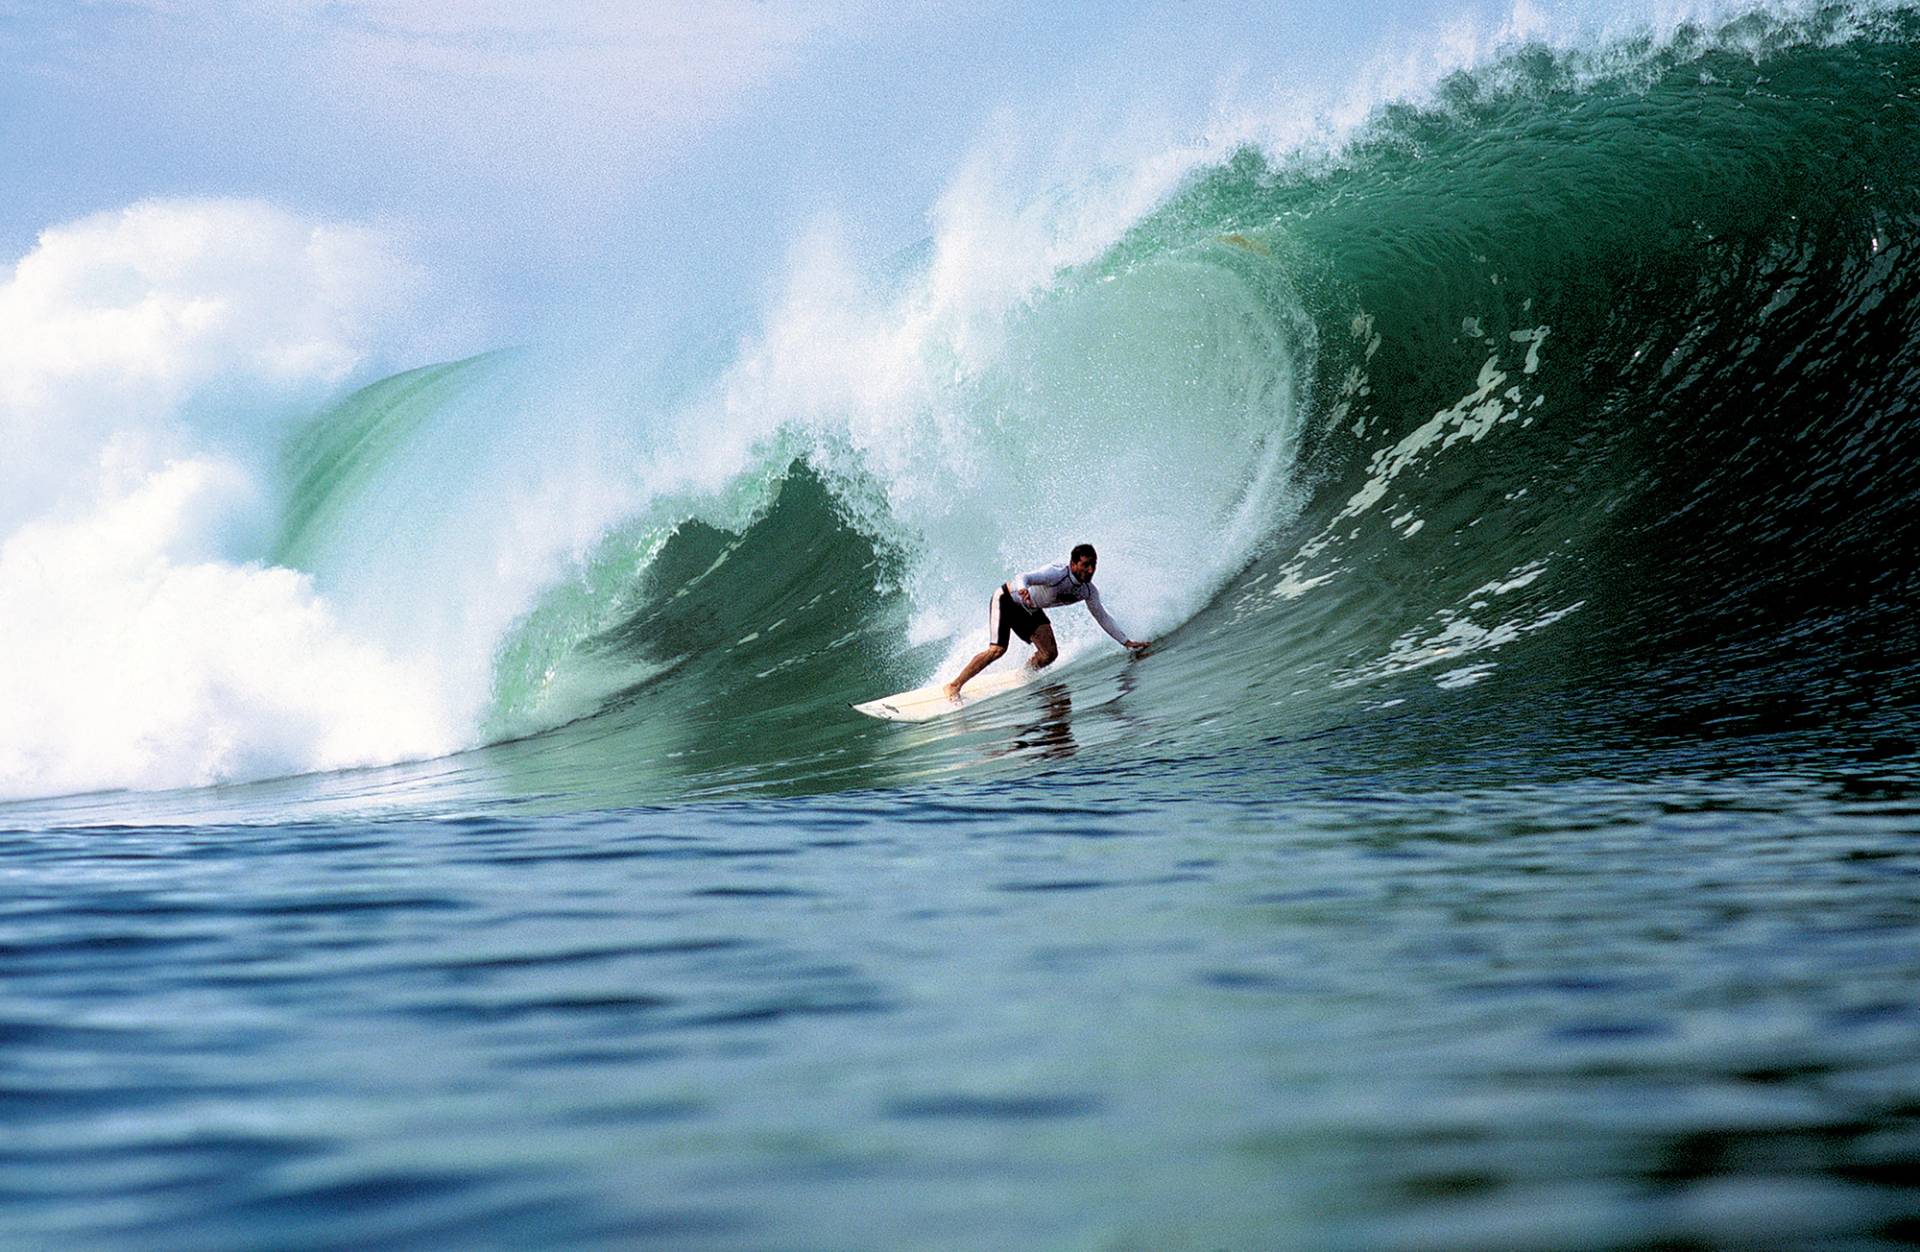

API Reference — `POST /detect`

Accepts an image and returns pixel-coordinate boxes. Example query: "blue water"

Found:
[7,763,1920,1249]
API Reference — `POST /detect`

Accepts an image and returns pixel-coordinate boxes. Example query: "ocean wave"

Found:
[7,6,1919,806]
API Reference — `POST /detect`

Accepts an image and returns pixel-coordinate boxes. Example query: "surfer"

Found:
[945,544,1149,700]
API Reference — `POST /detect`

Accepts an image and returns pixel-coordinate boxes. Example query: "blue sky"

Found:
[1,0,1603,356]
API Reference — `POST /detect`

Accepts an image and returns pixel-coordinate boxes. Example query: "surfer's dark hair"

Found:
[1071,543,1097,563]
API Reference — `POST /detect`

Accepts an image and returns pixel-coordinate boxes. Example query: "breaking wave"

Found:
[7,4,1920,807]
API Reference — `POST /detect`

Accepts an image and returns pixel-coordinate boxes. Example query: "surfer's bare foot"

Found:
[943,681,962,702]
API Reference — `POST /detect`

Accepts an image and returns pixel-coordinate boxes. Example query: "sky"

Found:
[0,0,1554,360]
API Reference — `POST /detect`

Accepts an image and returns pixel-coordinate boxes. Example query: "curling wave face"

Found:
[8,5,1920,813]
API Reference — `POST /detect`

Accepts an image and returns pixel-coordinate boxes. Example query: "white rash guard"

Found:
[1008,563,1130,644]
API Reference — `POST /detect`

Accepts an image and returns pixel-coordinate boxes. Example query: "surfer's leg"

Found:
[950,587,1019,699]
[1028,624,1058,670]
[946,645,1006,699]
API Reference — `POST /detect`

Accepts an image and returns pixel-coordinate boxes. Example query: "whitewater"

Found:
[3,3,1920,1248]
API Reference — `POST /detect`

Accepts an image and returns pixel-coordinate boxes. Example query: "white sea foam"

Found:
[0,199,458,800]
[0,460,457,797]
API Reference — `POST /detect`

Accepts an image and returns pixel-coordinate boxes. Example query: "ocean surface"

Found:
[5,6,1920,1248]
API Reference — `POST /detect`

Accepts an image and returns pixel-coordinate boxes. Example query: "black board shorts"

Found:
[988,585,1049,648]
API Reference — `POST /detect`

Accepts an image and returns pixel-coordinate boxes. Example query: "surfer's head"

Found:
[1070,543,1097,580]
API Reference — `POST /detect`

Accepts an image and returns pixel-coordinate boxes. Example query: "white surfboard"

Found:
[851,666,1034,722]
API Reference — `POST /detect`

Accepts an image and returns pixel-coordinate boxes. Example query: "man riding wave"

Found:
[944,543,1150,700]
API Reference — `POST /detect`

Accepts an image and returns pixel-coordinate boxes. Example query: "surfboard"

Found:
[851,666,1034,722]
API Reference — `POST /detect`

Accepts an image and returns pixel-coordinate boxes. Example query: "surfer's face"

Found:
[1070,554,1096,580]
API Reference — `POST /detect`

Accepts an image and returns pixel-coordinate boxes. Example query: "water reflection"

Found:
[1002,682,1076,761]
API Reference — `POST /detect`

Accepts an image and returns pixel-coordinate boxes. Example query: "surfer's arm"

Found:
[1084,585,1144,648]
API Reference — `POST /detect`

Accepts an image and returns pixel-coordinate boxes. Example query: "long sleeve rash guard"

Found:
[1009,563,1129,644]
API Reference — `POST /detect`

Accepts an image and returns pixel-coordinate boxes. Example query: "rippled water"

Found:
[7,762,1919,1249]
